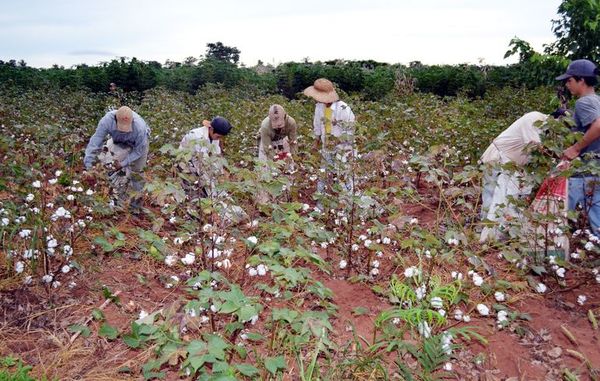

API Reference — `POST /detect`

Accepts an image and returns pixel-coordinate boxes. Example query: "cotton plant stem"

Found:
[69,290,121,344]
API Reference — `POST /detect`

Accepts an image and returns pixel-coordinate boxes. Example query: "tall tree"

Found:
[205,42,240,65]
[545,0,600,61]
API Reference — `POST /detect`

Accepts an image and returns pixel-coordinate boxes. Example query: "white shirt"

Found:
[480,111,546,166]
[179,126,221,155]
[312,101,355,143]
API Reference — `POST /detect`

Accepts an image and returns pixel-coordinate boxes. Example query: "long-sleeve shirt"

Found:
[259,115,298,156]
[84,110,150,169]
[312,101,355,146]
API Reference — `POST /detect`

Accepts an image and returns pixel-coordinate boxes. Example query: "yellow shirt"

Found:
[324,106,333,134]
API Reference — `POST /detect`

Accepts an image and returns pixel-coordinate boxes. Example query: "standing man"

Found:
[557,59,600,234]
[84,106,150,212]
[304,78,355,195]
[258,104,297,164]
[179,117,232,199]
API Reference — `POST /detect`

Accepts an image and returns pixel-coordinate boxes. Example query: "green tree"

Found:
[205,42,241,65]
[545,0,600,61]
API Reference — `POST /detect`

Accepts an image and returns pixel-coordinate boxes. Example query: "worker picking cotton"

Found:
[479,111,547,241]
[258,104,297,166]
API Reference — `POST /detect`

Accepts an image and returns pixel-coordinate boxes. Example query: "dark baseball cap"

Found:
[556,59,598,80]
[202,116,232,136]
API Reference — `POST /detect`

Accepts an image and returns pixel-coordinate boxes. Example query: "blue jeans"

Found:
[568,176,600,234]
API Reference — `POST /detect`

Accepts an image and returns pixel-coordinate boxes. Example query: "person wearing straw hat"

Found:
[258,104,298,164]
[83,106,150,213]
[555,59,600,234]
[179,117,233,200]
[304,78,356,195]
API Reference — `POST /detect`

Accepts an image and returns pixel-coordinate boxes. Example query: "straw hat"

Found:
[115,106,133,132]
[303,78,339,103]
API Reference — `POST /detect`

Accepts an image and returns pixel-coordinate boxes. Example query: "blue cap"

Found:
[210,117,232,136]
[556,59,598,80]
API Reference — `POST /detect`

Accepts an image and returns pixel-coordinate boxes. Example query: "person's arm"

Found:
[563,117,600,160]
[313,105,322,149]
[259,120,274,158]
[83,114,111,169]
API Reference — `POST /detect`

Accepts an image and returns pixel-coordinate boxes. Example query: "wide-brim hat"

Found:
[303,78,339,103]
[116,106,133,132]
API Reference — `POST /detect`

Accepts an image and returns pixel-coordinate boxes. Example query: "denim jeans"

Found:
[568,176,600,234]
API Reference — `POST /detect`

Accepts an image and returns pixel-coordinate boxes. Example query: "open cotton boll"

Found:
[494,291,506,302]
[164,255,177,267]
[430,297,443,309]
[181,253,195,265]
[257,264,268,276]
[535,283,547,293]
[339,260,347,269]
[476,304,490,316]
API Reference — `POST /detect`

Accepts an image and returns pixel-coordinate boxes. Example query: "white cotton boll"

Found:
[556,267,566,278]
[392,317,401,325]
[577,295,587,305]
[570,252,580,259]
[164,255,177,267]
[222,259,232,269]
[19,229,31,239]
[173,237,183,245]
[585,241,595,251]
[415,285,426,300]
[476,304,490,316]
[66,194,75,201]
[358,234,367,241]
[52,281,61,288]
[210,305,218,313]
[23,276,32,285]
[47,238,58,249]
[170,275,180,283]
[451,271,463,280]
[430,297,443,309]
[462,315,471,322]
[497,310,509,323]
[302,203,310,211]
[14,261,24,274]
[352,244,359,251]
[61,265,71,274]
[1,218,9,226]
[48,178,58,185]
[250,315,259,325]
[370,268,380,276]
[494,291,506,302]
[339,260,347,269]
[181,253,195,265]
[409,217,419,225]
[535,283,547,293]
[25,194,34,202]
[85,189,94,195]
[382,237,391,245]
[320,242,328,249]
[169,216,176,224]
[32,180,41,188]
[439,309,446,317]
[443,363,453,371]
[364,239,372,248]
[257,264,268,276]
[55,170,62,177]
[371,260,380,268]
[417,321,431,338]
[248,267,258,277]
[42,274,53,283]
[247,236,258,245]
[138,310,149,320]
[472,274,484,287]
[404,266,420,278]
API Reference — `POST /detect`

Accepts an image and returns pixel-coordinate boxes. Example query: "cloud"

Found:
[69,50,116,56]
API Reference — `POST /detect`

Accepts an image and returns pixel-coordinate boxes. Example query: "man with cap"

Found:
[258,104,298,164]
[83,106,150,212]
[304,78,356,195]
[556,59,600,233]
[179,117,233,199]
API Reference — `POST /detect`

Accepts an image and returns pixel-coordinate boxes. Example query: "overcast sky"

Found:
[1,0,562,68]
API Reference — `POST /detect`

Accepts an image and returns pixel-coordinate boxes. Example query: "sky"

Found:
[1,0,563,68]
